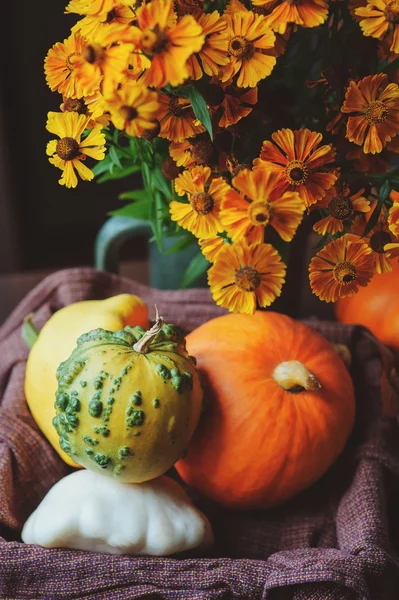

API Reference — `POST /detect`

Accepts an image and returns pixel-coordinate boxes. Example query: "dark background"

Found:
[0,3,143,275]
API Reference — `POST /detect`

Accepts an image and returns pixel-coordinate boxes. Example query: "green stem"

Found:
[22,314,40,349]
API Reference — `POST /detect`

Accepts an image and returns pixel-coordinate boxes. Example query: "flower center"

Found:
[333,260,357,284]
[63,98,87,115]
[285,160,308,185]
[248,200,273,227]
[83,44,105,64]
[370,230,391,253]
[168,96,189,118]
[56,137,80,161]
[385,0,399,23]
[106,9,116,22]
[365,101,388,124]
[141,25,169,56]
[328,195,353,220]
[228,36,254,59]
[235,266,261,292]
[191,139,215,165]
[190,192,214,215]
[66,52,79,71]
[119,105,138,121]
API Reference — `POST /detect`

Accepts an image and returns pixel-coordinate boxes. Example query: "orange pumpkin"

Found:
[175,312,355,510]
[336,266,399,354]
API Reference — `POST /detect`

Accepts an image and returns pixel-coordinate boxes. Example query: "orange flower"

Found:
[44,33,91,98]
[220,168,305,244]
[346,145,389,173]
[186,12,230,80]
[254,128,338,207]
[170,166,230,238]
[106,83,159,136]
[341,74,399,155]
[65,0,132,17]
[356,0,399,53]
[252,0,329,34]
[221,12,276,88]
[58,93,110,129]
[312,185,370,236]
[73,24,134,97]
[309,236,375,302]
[157,94,206,142]
[352,208,399,273]
[46,111,106,188]
[199,236,226,262]
[206,80,258,128]
[208,240,286,314]
[71,3,134,41]
[134,0,205,88]
[169,138,216,168]
[174,0,204,18]
[388,190,399,237]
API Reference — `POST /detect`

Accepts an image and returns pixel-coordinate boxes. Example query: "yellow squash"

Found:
[24,295,148,466]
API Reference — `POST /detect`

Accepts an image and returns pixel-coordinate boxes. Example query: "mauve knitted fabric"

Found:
[0,268,398,600]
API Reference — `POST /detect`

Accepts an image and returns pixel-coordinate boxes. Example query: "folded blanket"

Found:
[0,267,398,599]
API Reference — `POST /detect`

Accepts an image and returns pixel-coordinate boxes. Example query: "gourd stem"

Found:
[273,360,321,393]
[133,306,164,354]
[22,314,40,349]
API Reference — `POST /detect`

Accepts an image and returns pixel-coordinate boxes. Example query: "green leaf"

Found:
[164,234,196,255]
[151,190,164,251]
[141,162,151,190]
[118,189,148,202]
[152,167,172,200]
[187,86,213,141]
[379,179,391,203]
[180,252,209,289]
[109,145,122,169]
[362,180,390,237]
[109,199,150,221]
[381,56,399,74]
[314,235,328,250]
[92,156,113,177]
[97,164,141,183]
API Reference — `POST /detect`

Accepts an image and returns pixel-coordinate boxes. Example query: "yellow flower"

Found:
[60,92,110,128]
[221,12,276,88]
[65,0,133,17]
[46,112,106,188]
[220,168,305,244]
[106,83,159,137]
[254,128,338,207]
[252,0,329,34]
[158,94,206,142]
[356,0,399,53]
[170,166,230,238]
[208,240,286,314]
[71,3,135,41]
[351,209,399,273]
[44,33,91,98]
[199,236,226,262]
[388,190,399,237]
[309,236,375,302]
[312,185,370,236]
[341,74,399,155]
[186,12,230,80]
[134,0,205,88]
[169,138,216,168]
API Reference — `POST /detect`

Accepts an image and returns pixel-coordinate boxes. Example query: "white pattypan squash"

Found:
[22,470,213,556]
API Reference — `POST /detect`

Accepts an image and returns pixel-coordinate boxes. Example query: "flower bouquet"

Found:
[45,0,399,313]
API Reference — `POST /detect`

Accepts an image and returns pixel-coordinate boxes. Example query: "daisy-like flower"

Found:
[346,145,389,173]
[174,0,204,17]
[71,3,134,41]
[133,0,205,88]
[157,94,206,142]
[341,74,399,155]
[199,236,226,262]
[73,24,134,97]
[208,240,286,314]
[220,12,277,88]
[312,184,370,236]
[252,0,329,34]
[105,83,159,136]
[254,128,338,208]
[46,112,106,188]
[45,33,91,98]
[309,236,375,302]
[169,166,230,238]
[351,210,399,273]
[220,168,305,244]
[169,137,216,168]
[388,190,399,237]
[356,0,399,53]
[65,0,133,17]
[186,12,230,80]
[206,80,258,128]
[60,92,110,128]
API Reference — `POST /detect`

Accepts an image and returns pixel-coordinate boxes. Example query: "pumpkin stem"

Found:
[22,314,40,349]
[272,360,321,393]
[133,305,164,354]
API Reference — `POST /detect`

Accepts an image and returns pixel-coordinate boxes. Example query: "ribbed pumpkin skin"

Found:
[176,312,355,509]
[336,267,399,353]
[54,325,203,482]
